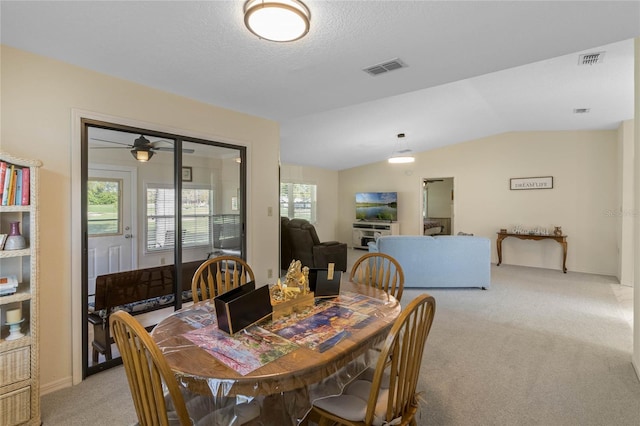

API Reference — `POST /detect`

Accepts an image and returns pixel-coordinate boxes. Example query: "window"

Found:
[280,182,317,222]
[87,178,121,236]
[146,184,212,251]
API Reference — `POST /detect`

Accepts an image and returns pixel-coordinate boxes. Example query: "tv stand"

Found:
[352,221,400,249]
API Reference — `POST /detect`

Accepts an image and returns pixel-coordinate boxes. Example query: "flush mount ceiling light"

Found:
[244,0,310,42]
[388,133,415,164]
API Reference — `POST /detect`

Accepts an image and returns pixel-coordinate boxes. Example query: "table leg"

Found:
[496,235,504,266]
[561,240,568,273]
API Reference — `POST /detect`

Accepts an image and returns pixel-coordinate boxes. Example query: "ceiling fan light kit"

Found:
[130,135,155,162]
[131,148,153,162]
[388,133,415,164]
[90,134,192,162]
[244,0,310,42]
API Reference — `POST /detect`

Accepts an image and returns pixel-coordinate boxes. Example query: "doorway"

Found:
[82,120,247,377]
[87,165,137,298]
[422,177,454,235]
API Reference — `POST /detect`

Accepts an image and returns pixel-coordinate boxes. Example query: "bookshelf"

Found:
[0,152,42,425]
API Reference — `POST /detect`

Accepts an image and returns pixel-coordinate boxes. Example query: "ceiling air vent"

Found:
[363,58,407,76]
[578,52,605,66]
[573,108,590,114]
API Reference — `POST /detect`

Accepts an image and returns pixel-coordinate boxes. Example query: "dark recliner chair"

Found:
[281,218,347,272]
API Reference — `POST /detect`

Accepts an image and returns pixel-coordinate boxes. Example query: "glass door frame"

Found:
[81,118,247,377]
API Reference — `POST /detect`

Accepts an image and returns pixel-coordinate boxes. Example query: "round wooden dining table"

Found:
[151,280,401,424]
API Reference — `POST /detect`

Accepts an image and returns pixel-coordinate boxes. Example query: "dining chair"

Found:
[111,310,261,425]
[110,310,195,426]
[311,293,436,426]
[191,255,255,302]
[349,252,405,302]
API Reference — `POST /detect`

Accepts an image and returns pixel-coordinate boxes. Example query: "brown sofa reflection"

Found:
[88,260,204,363]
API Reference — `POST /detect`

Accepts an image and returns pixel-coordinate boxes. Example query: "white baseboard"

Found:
[40,376,73,396]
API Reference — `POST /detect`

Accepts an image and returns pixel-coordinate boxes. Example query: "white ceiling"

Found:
[2,1,639,170]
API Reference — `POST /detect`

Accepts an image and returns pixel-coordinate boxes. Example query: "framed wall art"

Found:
[182,166,192,182]
[510,176,553,190]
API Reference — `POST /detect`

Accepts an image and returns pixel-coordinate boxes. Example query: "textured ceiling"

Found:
[2,1,639,170]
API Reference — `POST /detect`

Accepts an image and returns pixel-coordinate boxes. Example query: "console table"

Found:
[496,232,568,273]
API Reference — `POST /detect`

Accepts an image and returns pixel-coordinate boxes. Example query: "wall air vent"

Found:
[363,58,407,76]
[573,108,591,114]
[578,52,605,65]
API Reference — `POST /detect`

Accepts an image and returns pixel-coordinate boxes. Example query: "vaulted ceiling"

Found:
[2,1,639,170]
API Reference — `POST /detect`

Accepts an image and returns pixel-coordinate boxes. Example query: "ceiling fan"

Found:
[90,135,195,162]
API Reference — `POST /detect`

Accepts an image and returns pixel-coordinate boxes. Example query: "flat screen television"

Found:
[355,192,398,222]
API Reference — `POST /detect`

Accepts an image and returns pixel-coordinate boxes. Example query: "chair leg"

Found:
[301,409,321,426]
[90,316,113,361]
[318,416,338,426]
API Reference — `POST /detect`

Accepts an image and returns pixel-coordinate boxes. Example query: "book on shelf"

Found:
[7,165,16,206]
[0,163,31,206]
[0,286,17,295]
[14,168,23,206]
[0,275,18,286]
[0,234,7,250]
[0,161,6,202]
[0,275,18,296]
[1,165,11,206]
[21,167,30,205]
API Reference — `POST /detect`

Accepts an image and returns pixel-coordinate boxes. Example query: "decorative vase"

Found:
[553,226,562,236]
[4,221,26,250]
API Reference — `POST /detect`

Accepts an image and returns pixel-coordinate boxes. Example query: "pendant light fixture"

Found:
[388,133,415,164]
[244,0,311,42]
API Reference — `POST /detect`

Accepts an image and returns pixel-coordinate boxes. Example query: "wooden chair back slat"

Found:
[191,256,255,302]
[350,253,405,302]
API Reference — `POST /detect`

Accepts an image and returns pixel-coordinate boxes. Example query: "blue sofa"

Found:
[368,235,491,289]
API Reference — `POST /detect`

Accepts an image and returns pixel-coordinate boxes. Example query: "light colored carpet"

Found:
[42,262,639,425]
[413,264,639,426]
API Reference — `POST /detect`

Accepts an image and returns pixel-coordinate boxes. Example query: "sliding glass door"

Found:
[82,120,246,376]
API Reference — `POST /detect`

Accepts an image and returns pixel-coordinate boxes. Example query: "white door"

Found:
[87,165,137,298]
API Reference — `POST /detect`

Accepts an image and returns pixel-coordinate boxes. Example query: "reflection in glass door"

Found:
[82,122,246,377]
[182,141,244,261]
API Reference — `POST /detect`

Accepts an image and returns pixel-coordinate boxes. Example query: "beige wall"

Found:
[617,120,634,285]
[1,46,280,391]
[338,130,620,275]
[280,164,340,241]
